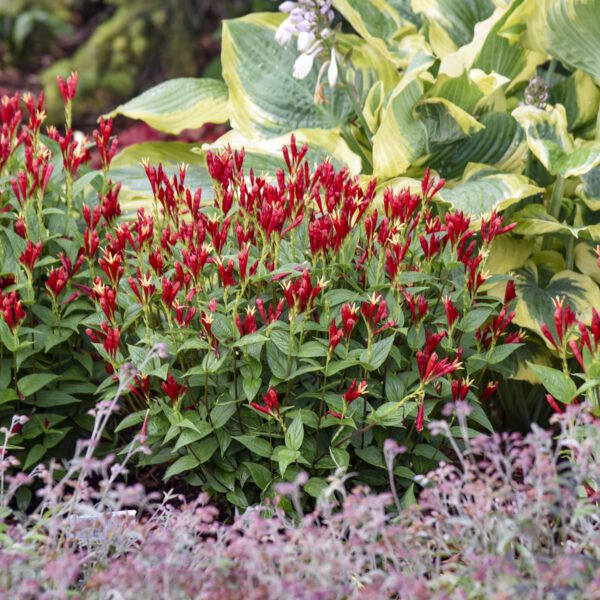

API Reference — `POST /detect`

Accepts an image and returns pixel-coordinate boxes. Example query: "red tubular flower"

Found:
[100,183,122,226]
[1,290,26,332]
[425,330,446,355]
[98,285,117,322]
[480,210,516,245]
[161,277,181,310]
[162,373,186,405]
[569,340,586,372]
[421,167,445,202]
[251,386,280,417]
[443,211,472,249]
[545,393,564,414]
[129,375,151,403]
[93,117,118,171]
[553,297,577,346]
[129,272,155,305]
[361,293,393,332]
[173,301,196,327]
[343,379,368,404]
[451,377,471,402]
[149,247,164,275]
[341,302,359,339]
[281,270,326,314]
[443,296,460,329]
[236,306,258,336]
[255,298,284,325]
[417,349,462,385]
[504,279,517,304]
[415,401,425,432]
[86,320,121,360]
[238,245,250,281]
[479,381,499,402]
[19,240,42,274]
[45,267,69,298]
[98,249,124,287]
[56,72,78,104]
[217,258,236,288]
[419,232,440,260]
[328,320,343,354]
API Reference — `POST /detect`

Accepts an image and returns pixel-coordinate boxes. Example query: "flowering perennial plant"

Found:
[0,83,528,506]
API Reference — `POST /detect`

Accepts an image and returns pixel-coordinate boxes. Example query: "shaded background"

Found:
[1,0,274,140]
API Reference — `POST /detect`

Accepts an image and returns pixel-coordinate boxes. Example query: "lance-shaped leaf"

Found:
[332,0,418,66]
[221,12,397,139]
[502,0,600,85]
[107,78,229,135]
[514,261,600,341]
[435,163,542,216]
[512,104,600,178]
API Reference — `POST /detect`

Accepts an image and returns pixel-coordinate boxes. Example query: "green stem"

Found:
[543,176,565,251]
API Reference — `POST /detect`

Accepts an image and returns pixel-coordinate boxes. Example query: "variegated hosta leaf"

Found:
[412,0,496,56]
[221,13,398,139]
[576,165,600,211]
[512,104,600,178]
[201,128,363,175]
[109,142,212,210]
[107,79,229,135]
[514,262,600,341]
[485,234,534,291]
[503,0,600,85]
[493,342,552,384]
[428,111,526,179]
[549,71,600,132]
[372,77,427,177]
[513,205,600,241]
[438,5,546,88]
[435,163,542,216]
[574,243,600,284]
[332,0,417,66]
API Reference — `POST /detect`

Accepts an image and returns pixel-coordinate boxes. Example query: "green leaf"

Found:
[436,163,542,217]
[266,339,289,380]
[234,435,273,458]
[233,333,269,348]
[276,447,300,476]
[243,461,273,491]
[304,477,328,498]
[332,0,417,66]
[17,373,59,397]
[164,454,200,480]
[528,364,577,404]
[210,402,237,429]
[115,410,147,433]
[285,414,304,452]
[222,13,351,137]
[506,0,600,85]
[360,334,395,370]
[23,443,45,470]
[512,104,600,177]
[108,78,229,134]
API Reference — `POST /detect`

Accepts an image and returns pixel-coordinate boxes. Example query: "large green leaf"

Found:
[435,163,542,216]
[576,165,600,211]
[428,111,526,179]
[332,0,417,66]
[372,77,427,177]
[222,13,397,139]
[549,71,600,132]
[504,0,600,85]
[412,0,495,55]
[512,104,600,178]
[439,4,545,89]
[107,78,229,135]
[514,262,600,339]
